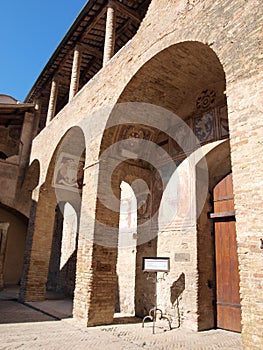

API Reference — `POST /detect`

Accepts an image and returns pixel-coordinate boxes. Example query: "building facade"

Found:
[0,0,262,348]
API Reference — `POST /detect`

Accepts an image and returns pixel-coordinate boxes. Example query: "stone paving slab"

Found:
[0,320,140,350]
[102,323,242,349]
[27,299,73,319]
[0,317,243,350]
[0,289,242,350]
[0,307,242,349]
[0,300,55,324]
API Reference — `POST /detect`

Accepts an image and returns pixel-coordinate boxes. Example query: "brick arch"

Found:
[19,126,85,302]
[35,37,230,187]
[120,168,157,317]
[47,201,78,300]
[23,159,40,191]
[29,1,254,214]
[205,139,231,191]
[0,158,40,218]
[29,0,255,224]
[0,202,28,224]
[90,40,228,328]
[30,31,233,193]
[99,41,227,195]
[34,125,85,189]
[116,41,225,118]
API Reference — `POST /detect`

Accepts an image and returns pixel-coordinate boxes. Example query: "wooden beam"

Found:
[81,7,107,40]
[0,103,35,110]
[0,114,23,120]
[37,7,107,86]
[116,17,133,36]
[46,8,107,86]
[79,57,98,86]
[110,0,142,23]
[210,211,235,219]
[79,43,103,58]
[55,73,69,85]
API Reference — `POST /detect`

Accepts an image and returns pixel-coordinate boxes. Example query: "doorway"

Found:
[213,173,241,332]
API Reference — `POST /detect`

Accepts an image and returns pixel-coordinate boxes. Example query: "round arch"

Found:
[90,40,229,328]
[20,126,86,302]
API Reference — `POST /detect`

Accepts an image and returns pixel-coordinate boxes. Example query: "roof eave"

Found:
[24,0,98,103]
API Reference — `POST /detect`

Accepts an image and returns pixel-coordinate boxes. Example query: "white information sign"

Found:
[143,257,170,272]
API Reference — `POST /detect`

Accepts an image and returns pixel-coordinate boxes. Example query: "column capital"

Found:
[52,74,61,83]
[74,43,83,52]
[107,0,116,9]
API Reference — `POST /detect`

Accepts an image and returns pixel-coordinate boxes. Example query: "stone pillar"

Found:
[46,76,59,125]
[19,112,34,167]
[32,98,41,138]
[227,76,263,347]
[103,1,116,67]
[19,186,57,301]
[0,223,10,290]
[73,161,120,326]
[69,45,82,102]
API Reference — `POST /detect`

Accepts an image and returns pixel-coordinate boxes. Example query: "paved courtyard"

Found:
[0,288,242,350]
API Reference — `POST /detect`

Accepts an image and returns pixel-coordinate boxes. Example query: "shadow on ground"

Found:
[0,286,72,324]
[0,287,143,326]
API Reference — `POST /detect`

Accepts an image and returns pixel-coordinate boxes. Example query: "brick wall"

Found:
[24,0,262,346]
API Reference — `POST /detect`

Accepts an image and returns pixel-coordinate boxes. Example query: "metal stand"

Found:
[142,272,172,334]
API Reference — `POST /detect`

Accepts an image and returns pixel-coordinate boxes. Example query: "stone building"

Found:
[0,0,262,348]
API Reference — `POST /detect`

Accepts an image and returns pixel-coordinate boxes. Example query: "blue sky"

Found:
[0,1,87,102]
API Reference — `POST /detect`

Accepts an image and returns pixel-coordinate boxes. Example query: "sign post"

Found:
[142,257,171,334]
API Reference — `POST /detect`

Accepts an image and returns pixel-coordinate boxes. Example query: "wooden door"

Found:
[213,173,241,332]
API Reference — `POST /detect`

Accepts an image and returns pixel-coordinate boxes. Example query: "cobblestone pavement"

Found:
[0,289,242,350]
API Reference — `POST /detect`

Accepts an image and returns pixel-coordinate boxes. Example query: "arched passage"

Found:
[47,202,78,298]
[0,205,28,289]
[20,126,85,302]
[73,41,231,329]
[116,181,137,315]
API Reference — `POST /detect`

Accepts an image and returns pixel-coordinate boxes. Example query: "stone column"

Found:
[19,186,57,302]
[73,161,120,326]
[18,112,35,175]
[46,76,59,125]
[32,98,41,138]
[15,111,35,194]
[69,45,82,102]
[103,0,116,67]
[0,223,10,290]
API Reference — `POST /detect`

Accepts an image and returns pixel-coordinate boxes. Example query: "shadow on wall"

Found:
[115,274,120,313]
[47,249,77,299]
[170,273,185,328]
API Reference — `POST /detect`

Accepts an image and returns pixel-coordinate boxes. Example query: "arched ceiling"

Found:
[118,41,226,119]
